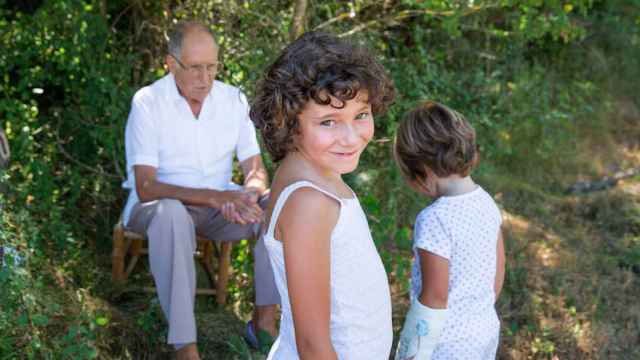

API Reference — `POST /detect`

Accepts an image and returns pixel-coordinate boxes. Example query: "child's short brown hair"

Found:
[250,31,395,162]
[394,101,478,181]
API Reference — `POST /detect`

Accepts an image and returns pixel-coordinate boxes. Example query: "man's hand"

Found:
[133,165,265,225]
[243,187,262,204]
[218,190,263,225]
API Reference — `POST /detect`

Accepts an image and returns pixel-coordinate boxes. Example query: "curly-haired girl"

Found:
[250,31,395,359]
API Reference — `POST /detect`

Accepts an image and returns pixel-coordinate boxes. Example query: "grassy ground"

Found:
[494,175,640,359]
[388,175,640,358]
[491,107,640,359]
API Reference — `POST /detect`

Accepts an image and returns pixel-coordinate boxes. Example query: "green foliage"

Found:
[1,200,100,359]
[0,1,134,356]
[226,328,273,359]
[135,298,167,345]
[227,335,254,359]
[1,0,132,257]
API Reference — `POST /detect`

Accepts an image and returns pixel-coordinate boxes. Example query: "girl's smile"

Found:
[295,91,374,176]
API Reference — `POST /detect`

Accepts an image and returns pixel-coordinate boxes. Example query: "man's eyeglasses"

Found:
[169,53,223,76]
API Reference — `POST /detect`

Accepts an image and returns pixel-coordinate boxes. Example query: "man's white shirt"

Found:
[122,73,260,225]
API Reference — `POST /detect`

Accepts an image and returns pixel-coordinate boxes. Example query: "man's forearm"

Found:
[137,179,224,208]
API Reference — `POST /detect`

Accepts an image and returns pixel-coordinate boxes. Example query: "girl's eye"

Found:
[355,112,370,120]
[320,119,335,127]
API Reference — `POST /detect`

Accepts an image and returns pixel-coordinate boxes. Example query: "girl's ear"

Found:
[410,176,430,195]
[412,166,438,196]
[423,166,437,178]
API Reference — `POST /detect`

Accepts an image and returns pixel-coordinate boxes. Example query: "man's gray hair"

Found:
[167,21,216,59]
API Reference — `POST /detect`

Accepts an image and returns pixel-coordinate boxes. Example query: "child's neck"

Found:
[283,152,348,193]
[435,176,476,198]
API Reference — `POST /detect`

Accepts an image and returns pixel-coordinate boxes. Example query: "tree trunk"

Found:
[290,0,308,41]
[99,0,107,18]
[0,128,9,168]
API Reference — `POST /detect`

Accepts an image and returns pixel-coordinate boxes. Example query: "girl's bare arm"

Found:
[280,187,339,360]
[418,249,449,309]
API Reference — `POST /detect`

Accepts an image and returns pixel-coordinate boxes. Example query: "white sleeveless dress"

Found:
[264,181,392,359]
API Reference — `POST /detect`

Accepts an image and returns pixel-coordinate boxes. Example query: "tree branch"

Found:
[55,121,119,179]
[337,3,502,37]
[313,11,354,31]
[567,167,640,194]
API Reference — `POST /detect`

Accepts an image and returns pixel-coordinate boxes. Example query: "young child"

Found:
[394,101,505,360]
[250,31,396,359]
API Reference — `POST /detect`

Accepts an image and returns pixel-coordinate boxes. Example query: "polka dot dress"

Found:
[410,186,502,359]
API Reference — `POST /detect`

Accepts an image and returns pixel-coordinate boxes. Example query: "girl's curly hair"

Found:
[250,31,395,162]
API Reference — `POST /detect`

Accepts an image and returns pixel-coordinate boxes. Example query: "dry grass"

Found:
[489,106,640,359]
[387,171,640,360]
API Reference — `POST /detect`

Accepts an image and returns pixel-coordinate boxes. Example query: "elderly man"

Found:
[122,21,278,359]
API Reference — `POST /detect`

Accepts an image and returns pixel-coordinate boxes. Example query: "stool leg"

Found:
[112,226,126,283]
[200,241,216,295]
[216,242,232,305]
[130,237,143,256]
[124,238,143,279]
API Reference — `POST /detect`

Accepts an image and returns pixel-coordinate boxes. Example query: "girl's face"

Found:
[296,92,374,176]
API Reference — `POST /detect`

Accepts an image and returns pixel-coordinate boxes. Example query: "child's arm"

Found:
[418,249,449,308]
[495,230,505,300]
[395,250,449,360]
[279,188,339,360]
[396,212,451,360]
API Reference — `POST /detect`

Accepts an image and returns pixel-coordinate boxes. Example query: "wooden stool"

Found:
[111,221,233,305]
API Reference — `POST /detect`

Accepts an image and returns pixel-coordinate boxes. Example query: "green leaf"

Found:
[95,316,108,326]
[32,314,49,326]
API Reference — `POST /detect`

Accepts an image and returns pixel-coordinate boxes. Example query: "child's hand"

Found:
[394,300,448,360]
[394,317,421,360]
